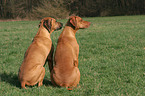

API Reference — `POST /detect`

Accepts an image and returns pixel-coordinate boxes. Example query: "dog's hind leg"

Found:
[21,81,27,89]
[73,67,80,88]
[38,67,45,87]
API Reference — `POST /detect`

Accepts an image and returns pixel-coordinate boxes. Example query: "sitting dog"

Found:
[18,17,63,89]
[51,16,91,90]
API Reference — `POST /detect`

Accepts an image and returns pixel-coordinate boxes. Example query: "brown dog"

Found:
[51,16,91,90]
[18,17,63,89]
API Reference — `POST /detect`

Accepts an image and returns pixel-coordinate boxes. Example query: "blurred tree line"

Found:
[0,0,145,19]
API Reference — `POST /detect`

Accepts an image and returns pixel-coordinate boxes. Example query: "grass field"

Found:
[0,15,145,96]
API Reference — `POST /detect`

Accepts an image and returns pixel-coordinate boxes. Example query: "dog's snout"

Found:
[56,22,63,30]
[60,23,63,28]
[59,23,63,29]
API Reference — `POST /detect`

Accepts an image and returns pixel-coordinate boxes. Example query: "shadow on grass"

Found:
[0,72,21,88]
[0,72,53,88]
[43,79,53,86]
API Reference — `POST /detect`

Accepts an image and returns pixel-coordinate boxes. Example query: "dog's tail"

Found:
[66,86,73,91]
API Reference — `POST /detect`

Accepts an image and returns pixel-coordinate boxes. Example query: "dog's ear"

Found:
[43,19,52,32]
[69,16,78,29]
[70,17,76,26]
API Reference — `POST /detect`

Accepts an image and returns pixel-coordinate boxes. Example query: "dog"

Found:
[18,17,63,89]
[51,16,91,90]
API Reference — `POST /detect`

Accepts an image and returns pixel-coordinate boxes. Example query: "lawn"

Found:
[0,15,145,96]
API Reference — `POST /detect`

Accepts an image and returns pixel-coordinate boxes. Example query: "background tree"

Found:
[0,0,144,19]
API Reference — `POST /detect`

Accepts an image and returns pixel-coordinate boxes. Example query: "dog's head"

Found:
[69,16,91,30]
[39,17,63,33]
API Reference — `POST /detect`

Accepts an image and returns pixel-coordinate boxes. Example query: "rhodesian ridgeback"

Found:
[51,16,91,90]
[18,17,63,89]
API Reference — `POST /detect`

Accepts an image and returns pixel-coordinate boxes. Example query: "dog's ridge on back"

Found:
[51,16,91,90]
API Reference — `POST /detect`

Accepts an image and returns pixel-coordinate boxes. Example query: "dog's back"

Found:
[51,24,80,90]
[51,16,90,90]
[18,17,63,89]
[51,39,80,88]
[18,27,52,88]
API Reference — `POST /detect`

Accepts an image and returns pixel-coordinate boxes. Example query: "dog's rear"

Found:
[18,17,63,89]
[51,42,80,89]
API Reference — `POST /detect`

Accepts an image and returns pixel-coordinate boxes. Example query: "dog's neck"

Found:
[35,26,51,39]
[60,22,78,38]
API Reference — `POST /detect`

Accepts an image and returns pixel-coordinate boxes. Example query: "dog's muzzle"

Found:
[56,23,63,30]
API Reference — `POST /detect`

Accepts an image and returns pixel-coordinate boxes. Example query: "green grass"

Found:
[0,15,145,96]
